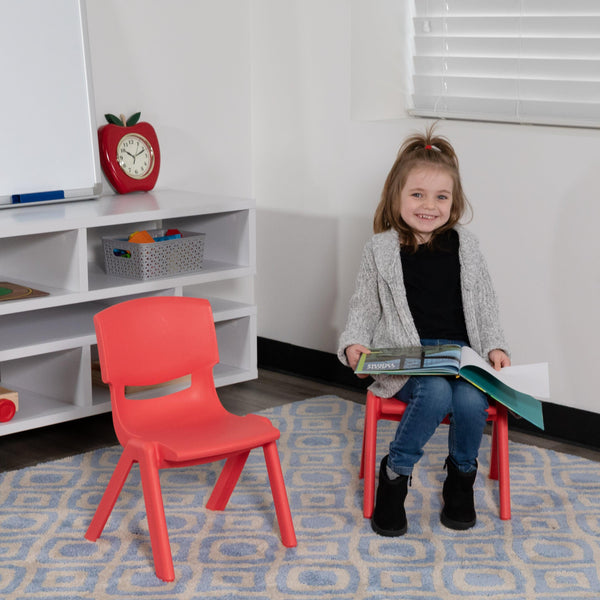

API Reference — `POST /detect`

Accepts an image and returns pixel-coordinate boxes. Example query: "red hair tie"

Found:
[425,145,432,150]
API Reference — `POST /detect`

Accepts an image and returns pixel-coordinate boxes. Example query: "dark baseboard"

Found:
[258,336,371,393]
[258,337,600,451]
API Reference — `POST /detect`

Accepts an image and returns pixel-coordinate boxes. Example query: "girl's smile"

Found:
[399,168,453,243]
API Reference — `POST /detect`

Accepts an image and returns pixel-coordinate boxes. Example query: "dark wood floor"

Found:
[1,369,599,472]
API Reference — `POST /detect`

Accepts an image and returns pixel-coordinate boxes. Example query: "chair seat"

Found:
[153,414,281,462]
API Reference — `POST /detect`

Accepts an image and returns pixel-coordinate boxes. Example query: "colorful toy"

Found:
[128,230,155,243]
[153,233,181,242]
[0,386,18,423]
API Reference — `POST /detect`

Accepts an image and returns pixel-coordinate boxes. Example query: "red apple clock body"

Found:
[98,112,161,194]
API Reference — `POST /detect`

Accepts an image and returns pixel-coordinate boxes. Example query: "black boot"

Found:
[371,455,409,537]
[440,456,477,530]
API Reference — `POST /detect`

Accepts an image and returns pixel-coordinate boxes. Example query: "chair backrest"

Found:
[94,296,222,443]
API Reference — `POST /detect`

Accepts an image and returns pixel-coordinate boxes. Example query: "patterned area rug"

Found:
[1,396,600,599]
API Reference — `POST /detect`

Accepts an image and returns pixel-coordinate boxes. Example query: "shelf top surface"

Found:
[0,189,255,237]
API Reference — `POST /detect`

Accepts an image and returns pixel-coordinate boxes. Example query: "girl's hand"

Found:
[346,344,371,378]
[488,349,510,371]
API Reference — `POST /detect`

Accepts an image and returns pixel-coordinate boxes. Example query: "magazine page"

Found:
[464,369,546,429]
[459,346,550,399]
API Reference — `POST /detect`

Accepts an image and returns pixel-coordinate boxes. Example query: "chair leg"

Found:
[362,397,380,519]
[489,419,499,481]
[263,441,297,548]
[206,451,250,511]
[494,404,511,520]
[85,446,135,542]
[138,447,174,582]
[359,410,368,480]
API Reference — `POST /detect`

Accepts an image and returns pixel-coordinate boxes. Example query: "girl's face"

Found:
[399,167,454,243]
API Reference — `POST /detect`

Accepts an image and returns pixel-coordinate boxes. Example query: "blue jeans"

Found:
[387,339,489,475]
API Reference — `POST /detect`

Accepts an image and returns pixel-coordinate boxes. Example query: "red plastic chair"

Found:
[85,297,296,581]
[360,390,511,521]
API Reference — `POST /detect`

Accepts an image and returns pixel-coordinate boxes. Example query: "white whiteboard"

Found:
[0,0,101,207]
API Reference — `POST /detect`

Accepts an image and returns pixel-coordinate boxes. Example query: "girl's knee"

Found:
[424,376,453,397]
[417,376,453,411]
[452,382,489,416]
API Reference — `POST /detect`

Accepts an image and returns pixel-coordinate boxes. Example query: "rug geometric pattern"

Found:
[1,396,599,599]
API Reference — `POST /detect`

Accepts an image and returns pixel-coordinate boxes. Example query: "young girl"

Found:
[338,126,510,536]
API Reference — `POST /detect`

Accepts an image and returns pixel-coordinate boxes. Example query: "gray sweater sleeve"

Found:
[337,239,381,366]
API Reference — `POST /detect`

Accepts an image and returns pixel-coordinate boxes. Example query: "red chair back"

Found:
[94,296,224,444]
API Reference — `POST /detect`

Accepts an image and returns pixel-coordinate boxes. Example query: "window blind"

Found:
[410,0,600,128]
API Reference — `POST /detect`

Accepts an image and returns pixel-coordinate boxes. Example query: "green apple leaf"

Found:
[105,113,123,126]
[126,112,141,126]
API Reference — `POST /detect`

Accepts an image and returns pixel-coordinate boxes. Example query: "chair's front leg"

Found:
[263,441,296,547]
[362,398,380,519]
[495,404,511,520]
[138,445,174,582]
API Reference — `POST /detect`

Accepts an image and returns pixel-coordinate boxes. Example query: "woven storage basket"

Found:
[102,229,205,280]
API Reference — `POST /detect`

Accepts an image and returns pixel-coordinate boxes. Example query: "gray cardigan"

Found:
[337,227,508,398]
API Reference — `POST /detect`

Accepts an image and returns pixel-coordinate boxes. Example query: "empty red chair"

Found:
[360,390,511,521]
[85,296,296,581]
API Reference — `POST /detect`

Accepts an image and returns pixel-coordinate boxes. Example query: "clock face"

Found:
[98,119,160,194]
[116,133,155,179]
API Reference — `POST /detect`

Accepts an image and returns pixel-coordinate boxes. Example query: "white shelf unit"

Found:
[0,189,257,436]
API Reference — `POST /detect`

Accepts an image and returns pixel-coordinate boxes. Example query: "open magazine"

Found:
[355,344,549,430]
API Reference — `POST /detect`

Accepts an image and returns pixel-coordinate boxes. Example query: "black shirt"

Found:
[400,229,469,343]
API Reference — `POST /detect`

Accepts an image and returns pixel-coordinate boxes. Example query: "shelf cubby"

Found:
[0,190,256,436]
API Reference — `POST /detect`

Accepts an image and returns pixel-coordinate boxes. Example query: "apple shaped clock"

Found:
[98,112,161,194]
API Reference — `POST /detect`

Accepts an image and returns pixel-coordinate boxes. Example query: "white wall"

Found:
[251,1,600,415]
[83,1,599,415]
[86,0,252,199]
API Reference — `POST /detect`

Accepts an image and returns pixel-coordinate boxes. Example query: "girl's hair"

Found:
[373,123,471,251]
